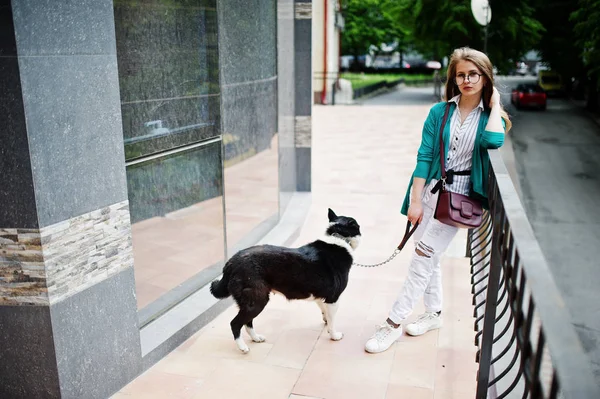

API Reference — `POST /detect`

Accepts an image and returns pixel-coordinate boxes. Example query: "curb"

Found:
[351,81,439,105]
[351,78,436,102]
[352,78,405,100]
[351,85,399,104]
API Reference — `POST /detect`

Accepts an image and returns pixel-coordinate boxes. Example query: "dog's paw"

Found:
[246,326,266,343]
[236,338,250,353]
[329,331,344,341]
[251,334,266,343]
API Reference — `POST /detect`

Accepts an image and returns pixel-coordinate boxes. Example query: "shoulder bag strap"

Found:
[439,103,451,180]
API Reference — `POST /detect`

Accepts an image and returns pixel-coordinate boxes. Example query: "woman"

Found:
[365,47,512,354]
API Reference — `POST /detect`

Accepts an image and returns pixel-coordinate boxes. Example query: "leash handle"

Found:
[353,220,420,268]
[397,221,419,251]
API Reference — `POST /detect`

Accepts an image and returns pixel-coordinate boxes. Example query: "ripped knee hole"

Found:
[415,242,434,258]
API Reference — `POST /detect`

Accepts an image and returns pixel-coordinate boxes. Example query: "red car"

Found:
[511,83,547,110]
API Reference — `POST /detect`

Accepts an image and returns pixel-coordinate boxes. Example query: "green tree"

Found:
[341,0,406,68]
[387,0,544,72]
[571,0,600,110]
[533,0,584,82]
[388,0,476,61]
[572,0,600,76]
[531,0,600,109]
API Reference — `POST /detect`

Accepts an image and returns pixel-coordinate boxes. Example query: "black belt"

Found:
[431,169,471,194]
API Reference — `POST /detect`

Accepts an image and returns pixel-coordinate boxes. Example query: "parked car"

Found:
[509,61,529,76]
[511,84,547,110]
[532,62,550,76]
[516,62,529,76]
[538,71,565,97]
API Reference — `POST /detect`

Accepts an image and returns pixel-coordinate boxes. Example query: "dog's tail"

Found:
[210,276,230,299]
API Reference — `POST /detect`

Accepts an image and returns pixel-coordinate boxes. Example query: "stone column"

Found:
[294,0,313,191]
[0,1,141,398]
[278,0,297,212]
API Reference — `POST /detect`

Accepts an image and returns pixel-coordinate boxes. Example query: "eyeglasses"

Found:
[454,72,482,85]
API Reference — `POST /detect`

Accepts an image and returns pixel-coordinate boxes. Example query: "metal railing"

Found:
[469,150,600,398]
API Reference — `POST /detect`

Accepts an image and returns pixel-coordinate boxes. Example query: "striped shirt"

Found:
[446,94,483,195]
[422,95,483,205]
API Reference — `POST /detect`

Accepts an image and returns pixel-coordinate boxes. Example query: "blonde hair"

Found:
[444,47,512,132]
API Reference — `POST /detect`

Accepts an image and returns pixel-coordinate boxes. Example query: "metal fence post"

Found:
[466,228,473,258]
[475,200,504,398]
[331,81,336,105]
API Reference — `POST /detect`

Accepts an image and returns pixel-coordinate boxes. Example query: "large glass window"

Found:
[115,0,220,161]
[219,0,279,255]
[114,0,224,319]
[126,142,223,311]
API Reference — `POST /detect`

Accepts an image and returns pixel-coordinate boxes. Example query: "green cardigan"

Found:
[400,101,506,215]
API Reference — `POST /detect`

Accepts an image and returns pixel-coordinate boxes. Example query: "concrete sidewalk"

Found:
[113,93,477,399]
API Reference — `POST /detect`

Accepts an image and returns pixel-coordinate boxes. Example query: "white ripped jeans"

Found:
[389,189,459,323]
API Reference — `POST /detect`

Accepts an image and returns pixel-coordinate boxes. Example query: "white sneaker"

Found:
[364,323,403,353]
[405,312,443,336]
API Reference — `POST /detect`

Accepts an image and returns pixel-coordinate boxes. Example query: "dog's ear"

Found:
[328,208,337,222]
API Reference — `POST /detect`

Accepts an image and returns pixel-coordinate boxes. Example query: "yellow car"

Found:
[538,71,565,97]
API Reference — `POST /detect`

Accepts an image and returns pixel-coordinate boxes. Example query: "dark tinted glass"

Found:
[114,0,225,311]
[114,0,220,161]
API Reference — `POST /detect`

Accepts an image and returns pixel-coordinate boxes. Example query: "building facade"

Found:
[312,0,342,104]
[0,0,312,397]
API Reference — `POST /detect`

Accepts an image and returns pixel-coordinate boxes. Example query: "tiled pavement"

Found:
[114,88,478,399]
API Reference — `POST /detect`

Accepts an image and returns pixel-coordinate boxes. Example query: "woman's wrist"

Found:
[410,196,422,204]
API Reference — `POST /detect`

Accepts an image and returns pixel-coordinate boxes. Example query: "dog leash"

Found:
[353,221,419,268]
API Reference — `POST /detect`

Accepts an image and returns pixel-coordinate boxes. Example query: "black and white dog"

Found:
[210,209,361,353]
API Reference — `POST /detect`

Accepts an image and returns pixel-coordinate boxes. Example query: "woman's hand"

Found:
[489,86,501,108]
[407,200,424,225]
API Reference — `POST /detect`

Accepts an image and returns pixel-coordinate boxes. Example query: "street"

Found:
[362,78,600,380]
[499,76,600,380]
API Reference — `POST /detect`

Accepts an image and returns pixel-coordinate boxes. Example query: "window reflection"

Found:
[127,142,224,310]
[114,0,220,161]
[221,83,279,254]
[224,131,279,253]
[219,0,279,254]
[113,0,224,311]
